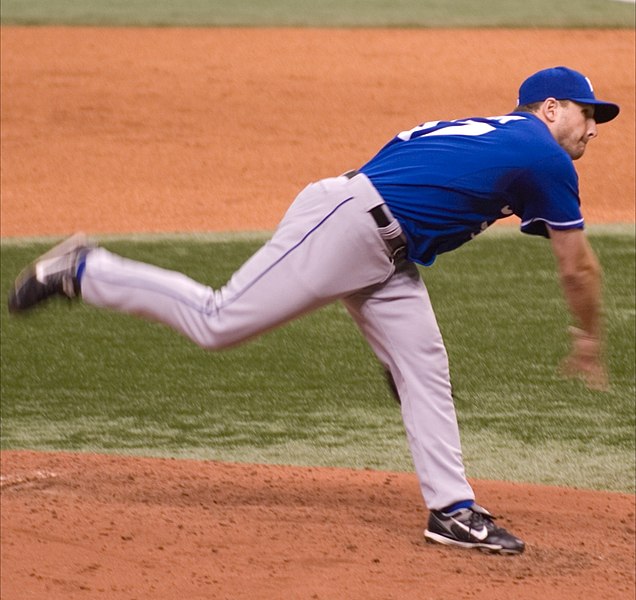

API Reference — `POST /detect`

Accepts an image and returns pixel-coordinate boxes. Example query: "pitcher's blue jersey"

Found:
[360,113,583,265]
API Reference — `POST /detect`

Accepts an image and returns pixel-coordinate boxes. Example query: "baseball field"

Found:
[1,2,635,599]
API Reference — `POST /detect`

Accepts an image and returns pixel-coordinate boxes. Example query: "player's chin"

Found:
[569,144,587,161]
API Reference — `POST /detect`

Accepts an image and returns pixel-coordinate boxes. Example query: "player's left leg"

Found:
[342,261,525,553]
[342,259,474,510]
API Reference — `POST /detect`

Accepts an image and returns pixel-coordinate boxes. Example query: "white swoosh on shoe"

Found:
[450,517,489,541]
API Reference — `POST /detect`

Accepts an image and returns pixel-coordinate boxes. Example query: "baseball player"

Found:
[9,67,619,554]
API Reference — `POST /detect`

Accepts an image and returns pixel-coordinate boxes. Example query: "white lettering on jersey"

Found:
[470,221,490,239]
[423,121,495,137]
[397,115,526,141]
[397,121,441,141]
[487,115,527,124]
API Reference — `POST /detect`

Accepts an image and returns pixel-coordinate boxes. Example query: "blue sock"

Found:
[441,499,474,514]
[76,255,87,288]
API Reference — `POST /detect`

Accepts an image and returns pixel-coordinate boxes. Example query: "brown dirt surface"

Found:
[0,27,634,237]
[1,27,635,600]
[2,451,635,600]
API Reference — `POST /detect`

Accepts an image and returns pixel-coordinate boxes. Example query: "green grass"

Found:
[1,228,634,492]
[1,0,634,27]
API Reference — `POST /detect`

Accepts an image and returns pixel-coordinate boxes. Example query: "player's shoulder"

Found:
[451,112,557,147]
[483,112,548,135]
[492,112,569,156]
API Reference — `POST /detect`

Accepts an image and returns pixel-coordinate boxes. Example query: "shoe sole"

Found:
[424,529,524,555]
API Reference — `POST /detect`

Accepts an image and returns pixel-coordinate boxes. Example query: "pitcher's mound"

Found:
[1,451,634,600]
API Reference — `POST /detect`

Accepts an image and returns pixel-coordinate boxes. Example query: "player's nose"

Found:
[587,119,598,140]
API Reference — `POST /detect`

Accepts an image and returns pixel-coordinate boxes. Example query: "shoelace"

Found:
[465,510,488,536]
[466,510,512,539]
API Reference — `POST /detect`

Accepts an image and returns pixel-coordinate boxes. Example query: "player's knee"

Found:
[192,329,247,352]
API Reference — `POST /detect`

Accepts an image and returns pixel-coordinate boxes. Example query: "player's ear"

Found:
[540,98,560,123]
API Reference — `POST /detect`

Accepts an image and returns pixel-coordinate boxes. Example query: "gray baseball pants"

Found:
[80,173,475,510]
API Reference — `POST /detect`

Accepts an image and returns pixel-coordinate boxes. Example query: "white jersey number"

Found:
[397,115,525,141]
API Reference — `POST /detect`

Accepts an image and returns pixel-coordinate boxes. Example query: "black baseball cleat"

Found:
[424,503,525,555]
[7,233,94,314]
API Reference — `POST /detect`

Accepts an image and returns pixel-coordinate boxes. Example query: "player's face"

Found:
[553,101,598,160]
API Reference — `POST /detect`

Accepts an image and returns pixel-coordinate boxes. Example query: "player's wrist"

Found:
[568,326,603,362]
[568,326,601,342]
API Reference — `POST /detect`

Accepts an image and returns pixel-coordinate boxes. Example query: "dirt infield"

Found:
[1,27,635,599]
[2,451,635,600]
[1,27,634,237]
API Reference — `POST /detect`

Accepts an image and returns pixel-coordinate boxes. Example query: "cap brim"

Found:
[571,98,620,124]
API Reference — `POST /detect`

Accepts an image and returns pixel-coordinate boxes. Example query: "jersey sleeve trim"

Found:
[520,216,584,238]
[521,216,584,229]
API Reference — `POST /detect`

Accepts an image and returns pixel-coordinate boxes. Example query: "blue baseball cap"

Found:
[518,66,620,124]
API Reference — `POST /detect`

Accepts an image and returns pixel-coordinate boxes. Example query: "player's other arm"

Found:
[548,226,608,390]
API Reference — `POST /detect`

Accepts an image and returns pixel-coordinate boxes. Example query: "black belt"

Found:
[343,169,407,259]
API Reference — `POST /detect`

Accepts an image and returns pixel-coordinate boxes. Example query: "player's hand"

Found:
[559,327,609,391]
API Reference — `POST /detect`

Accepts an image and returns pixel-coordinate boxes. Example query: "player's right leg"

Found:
[8,175,396,350]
